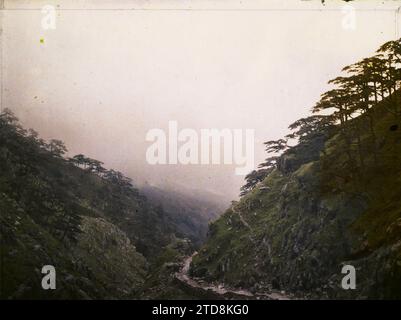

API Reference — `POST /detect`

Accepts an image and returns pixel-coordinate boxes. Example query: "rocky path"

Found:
[232,206,252,231]
[175,253,291,300]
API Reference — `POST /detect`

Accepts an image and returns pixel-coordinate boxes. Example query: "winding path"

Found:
[232,206,252,231]
[175,253,291,300]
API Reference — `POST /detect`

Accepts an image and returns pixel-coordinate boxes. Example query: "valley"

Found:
[1,37,401,300]
[175,253,291,300]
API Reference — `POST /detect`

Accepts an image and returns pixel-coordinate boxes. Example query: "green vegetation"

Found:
[191,38,401,299]
[0,110,196,299]
[1,37,400,300]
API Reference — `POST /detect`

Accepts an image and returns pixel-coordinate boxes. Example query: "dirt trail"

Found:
[232,206,252,230]
[175,253,291,300]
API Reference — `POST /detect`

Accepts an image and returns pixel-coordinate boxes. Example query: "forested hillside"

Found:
[0,111,196,299]
[191,38,401,299]
[142,185,225,247]
[2,37,400,300]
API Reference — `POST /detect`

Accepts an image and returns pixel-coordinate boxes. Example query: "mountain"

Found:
[2,37,401,300]
[142,185,226,247]
[191,96,401,299]
[190,40,401,299]
[0,110,192,299]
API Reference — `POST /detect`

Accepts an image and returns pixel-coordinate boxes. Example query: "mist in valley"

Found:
[2,0,397,202]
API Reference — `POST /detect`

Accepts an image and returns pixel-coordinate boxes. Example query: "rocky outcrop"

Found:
[73,216,147,299]
[0,193,148,299]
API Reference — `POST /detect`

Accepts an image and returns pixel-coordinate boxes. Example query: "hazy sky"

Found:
[1,0,400,200]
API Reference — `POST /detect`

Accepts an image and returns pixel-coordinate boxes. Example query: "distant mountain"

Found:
[142,185,226,247]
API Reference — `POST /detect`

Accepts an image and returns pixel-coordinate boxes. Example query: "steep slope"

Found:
[191,97,401,299]
[0,111,176,299]
[1,199,147,299]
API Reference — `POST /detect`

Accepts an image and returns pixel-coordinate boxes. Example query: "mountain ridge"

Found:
[190,39,401,299]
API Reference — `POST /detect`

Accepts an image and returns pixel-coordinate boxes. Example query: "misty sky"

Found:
[1,0,400,200]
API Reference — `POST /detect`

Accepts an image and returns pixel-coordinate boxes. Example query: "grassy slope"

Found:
[0,196,147,299]
[0,119,175,299]
[191,98,401,299]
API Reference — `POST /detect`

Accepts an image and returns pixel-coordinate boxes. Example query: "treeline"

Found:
[0,108,134,189]
[241,38,401,196]
[0,109,136,242]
